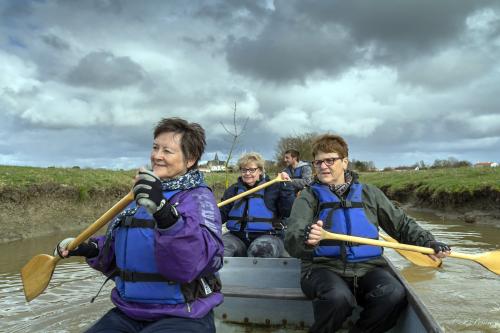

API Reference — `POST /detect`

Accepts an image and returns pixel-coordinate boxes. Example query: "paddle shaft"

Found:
[323,230,471,260]
[66,192,134,251]
[217,175,286,208]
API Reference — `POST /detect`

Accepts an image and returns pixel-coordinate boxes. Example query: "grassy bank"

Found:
[0,165,241,243]
[0,165,498,243]
[359,167,500,210]
[0,165,239,202]
[1,165,498,205]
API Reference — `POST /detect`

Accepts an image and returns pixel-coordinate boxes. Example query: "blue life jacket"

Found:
[286,165,303,179]
[226,180,278,233]
[310,183,383,262]
[114,189,186,304]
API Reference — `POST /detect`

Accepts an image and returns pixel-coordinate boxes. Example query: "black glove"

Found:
[425,240,451,254]
[133,169,179,229]
[303,223,313,244]
[133,169,164,214]
[54,238,99,259]
[153,201,179,229]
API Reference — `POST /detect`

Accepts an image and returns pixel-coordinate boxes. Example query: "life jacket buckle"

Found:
[342,200,352,208]
[122,216,134,227]
[120,270,135,281]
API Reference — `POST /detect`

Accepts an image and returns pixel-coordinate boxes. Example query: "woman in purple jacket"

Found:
[54,118,224,333]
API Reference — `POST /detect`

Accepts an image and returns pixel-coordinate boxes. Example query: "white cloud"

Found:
[1,1,499,168]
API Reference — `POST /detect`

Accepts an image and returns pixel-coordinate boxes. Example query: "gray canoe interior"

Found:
[215,257,443,332]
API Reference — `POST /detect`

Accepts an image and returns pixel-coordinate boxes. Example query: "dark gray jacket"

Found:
[285,180,436,278]
[282,161,313,192]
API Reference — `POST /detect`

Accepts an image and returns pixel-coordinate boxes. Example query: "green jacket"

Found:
[284,180,436,278]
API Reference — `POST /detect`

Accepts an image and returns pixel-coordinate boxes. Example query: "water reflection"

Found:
[1,210,499,332]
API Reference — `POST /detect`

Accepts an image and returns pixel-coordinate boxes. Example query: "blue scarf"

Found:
[161,169,205,191]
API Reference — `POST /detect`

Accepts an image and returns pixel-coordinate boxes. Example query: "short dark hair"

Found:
[285,149,300,160]
[312,134,349,158]
[154,117,206,170]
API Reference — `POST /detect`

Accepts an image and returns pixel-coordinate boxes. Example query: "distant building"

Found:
[200,153,226,172]
[474,162,498,168]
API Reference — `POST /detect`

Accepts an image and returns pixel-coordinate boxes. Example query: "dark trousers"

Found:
[85,308,215,333]
[301,267,407,333]
[222,232,285,257]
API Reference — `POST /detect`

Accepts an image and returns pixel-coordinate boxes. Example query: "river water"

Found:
[1,209,499,332]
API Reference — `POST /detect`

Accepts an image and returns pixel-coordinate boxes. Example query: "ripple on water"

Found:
[0,261,113,333]
[445,318,500,333]
[2,218,500,332]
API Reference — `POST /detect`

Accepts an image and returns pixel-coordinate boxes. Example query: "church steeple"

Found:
[214,153,219,162]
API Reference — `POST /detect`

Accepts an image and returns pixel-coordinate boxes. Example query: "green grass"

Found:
[1,165,498,203]
[0,165,239,198]
[0,165,135,189]
[360,167,500,195]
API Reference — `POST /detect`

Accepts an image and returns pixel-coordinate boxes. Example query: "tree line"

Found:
[274,133,472,172]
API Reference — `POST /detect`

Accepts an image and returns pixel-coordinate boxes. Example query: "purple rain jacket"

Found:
[86,186,224,321]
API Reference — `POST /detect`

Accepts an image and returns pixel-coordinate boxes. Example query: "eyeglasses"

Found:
[240,167,259,174]
[313,157,343,168]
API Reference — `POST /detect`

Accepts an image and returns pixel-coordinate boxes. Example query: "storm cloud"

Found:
[0,0,499,169]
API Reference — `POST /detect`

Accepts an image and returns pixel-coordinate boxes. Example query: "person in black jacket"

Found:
[220,152,294,257]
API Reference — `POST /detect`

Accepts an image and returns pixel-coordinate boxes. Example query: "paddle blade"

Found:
[21,254,58,302]
[380,234,441,268]
[475,251,500,275]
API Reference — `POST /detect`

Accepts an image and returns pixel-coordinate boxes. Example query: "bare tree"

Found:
[274,132,318,169]
[220,102,249,188]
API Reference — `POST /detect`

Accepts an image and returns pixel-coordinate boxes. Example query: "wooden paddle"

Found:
[21,192,135,302]
[217,174,287,207]
[379,233,442,268]
[323,230,500,275]
[21,175,288,302]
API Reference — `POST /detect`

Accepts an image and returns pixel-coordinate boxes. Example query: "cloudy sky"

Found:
[1,0,500,170]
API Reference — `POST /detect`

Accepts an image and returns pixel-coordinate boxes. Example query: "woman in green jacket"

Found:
[285,134,450,333]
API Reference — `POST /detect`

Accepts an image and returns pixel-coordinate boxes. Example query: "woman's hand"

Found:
[133,168,164,214]
[54,238,99,259]
[425,240,451,261]
[304,220,324,247]
[133,168,179,229]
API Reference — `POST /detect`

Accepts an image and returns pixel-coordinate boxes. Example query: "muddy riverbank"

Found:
[0,185,129,244]
[380,186,500,226]
[1,184,499,244]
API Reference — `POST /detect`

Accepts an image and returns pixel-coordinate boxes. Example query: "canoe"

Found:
[215,256,444,332]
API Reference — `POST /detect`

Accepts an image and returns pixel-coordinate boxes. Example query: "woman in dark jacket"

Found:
[220,152,294,258]
[285,134,450,333]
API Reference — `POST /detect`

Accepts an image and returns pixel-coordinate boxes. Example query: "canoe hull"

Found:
[215,257,443,332]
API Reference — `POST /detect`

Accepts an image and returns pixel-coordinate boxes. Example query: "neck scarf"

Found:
[329,170,353,197]
[161,169,205,191]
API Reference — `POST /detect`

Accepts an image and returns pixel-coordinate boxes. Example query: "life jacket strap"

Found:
[227,216,276,223]
[318,201,363,210]
[90,273,115,303]
[117,269,176,283]
[121,216,155,228]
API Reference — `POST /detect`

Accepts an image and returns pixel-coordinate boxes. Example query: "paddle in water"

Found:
[379,233,442,267]
[21,175,288,302]
[322,230,500,275]
[21,192,135,302]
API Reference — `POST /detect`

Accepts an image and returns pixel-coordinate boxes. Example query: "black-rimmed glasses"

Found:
[313,157,343,168]
[240,167,259,174]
